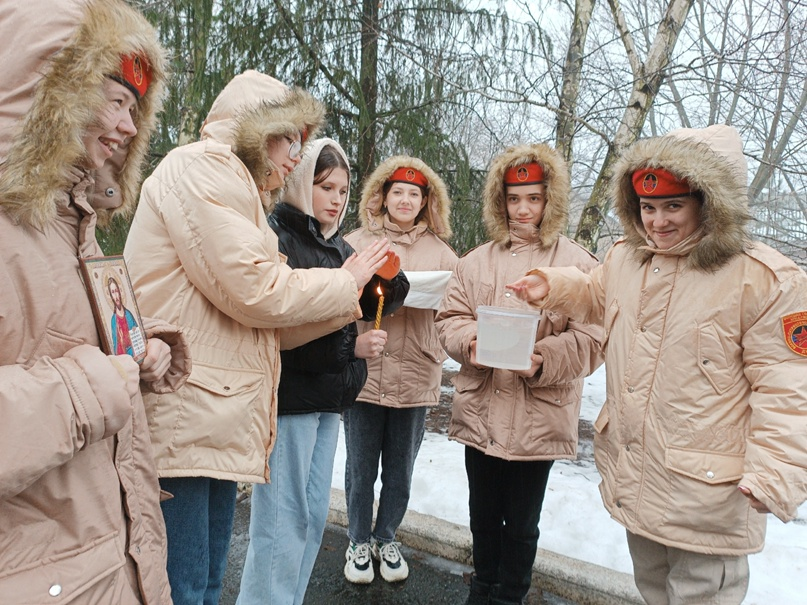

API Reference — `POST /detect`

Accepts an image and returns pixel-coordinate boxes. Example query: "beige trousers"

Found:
[626,531,749,605]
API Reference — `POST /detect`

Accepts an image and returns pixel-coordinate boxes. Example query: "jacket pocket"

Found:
[0,531,124,604]
[420,339,444,364]
[696,323,733,394]
[28,327,85,368]
[593,406,609,433]
[186,362,263,397]
[665,447,744,485]
[525,385,579,447]
[661,447,748,538]
[527,384,577,407]
[174,362,265,453]
[593,403,615,478]
[450,371,490,443]
[601,299,620,350]
[452,370,487,395]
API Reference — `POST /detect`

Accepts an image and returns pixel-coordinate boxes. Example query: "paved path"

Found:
[221,497,576,605]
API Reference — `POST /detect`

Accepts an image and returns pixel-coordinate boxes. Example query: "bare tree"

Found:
[555,0,597,166]
[573,0,695,251]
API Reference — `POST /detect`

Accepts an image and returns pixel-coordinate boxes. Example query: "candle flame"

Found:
[376,285,383,296]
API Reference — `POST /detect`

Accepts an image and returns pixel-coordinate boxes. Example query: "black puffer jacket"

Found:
[270,202,409,414]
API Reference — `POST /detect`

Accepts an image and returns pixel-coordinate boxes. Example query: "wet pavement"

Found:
[221,496,577,605]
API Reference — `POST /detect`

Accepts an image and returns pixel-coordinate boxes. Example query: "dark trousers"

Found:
[465,446,553,604]
[344,401,428,544]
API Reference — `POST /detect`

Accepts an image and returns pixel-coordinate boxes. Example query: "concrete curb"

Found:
[328,488,643,605]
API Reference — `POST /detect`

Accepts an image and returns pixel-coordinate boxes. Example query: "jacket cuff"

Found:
[60,345,128,445]
[142,317,192,394]
[740,475,794,523]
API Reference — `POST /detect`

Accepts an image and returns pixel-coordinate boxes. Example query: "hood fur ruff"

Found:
[200,70,325,208]
[357,155,453,241]
[613,124,751,271]
[0,0,167,229]
[483,143,570,247]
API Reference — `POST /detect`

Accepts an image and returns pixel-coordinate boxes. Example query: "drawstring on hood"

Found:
[0,0,168,229]
[612,124,752,271]
[358,155,453,241]
[482,143,570,248]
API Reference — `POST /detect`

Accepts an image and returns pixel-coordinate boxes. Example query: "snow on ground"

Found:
[331,363,807,604]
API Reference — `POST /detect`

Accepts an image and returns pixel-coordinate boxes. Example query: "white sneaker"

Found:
[371,538,409,582]
[344,541,374,584]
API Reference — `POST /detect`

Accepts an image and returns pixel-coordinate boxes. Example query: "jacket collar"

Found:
[508,221,543,248]
[383,215,428,245]
[638,226,705,260]
[273,201,339,244]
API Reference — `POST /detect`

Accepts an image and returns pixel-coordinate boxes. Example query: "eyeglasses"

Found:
[287,137,302,160]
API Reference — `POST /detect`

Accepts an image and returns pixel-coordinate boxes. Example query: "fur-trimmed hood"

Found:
[613,124,751,271]
[357,155,453,240]
[0,0,167,229]
[483,143,570,247]
[200,70,325,207]
[280,137,350,240]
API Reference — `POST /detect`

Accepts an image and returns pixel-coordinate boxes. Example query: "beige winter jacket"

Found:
[125,71,362,483]
[346,156,458,408]
[436,144,604,460]
[531,125,807,554]
[0,1,187,603]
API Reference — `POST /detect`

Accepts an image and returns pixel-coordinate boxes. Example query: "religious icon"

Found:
[79,256,148,363]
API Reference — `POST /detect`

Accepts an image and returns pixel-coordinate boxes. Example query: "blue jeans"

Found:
[343,401,428,544]
[465,446,554,604]
[159,476,237,605]
[237,412,340,605]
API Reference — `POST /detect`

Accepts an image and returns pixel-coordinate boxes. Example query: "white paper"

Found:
[402,270,454,310]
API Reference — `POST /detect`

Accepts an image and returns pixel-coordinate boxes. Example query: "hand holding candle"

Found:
[374,285,385,330]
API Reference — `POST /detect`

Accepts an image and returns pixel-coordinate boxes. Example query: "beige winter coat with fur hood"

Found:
[0,1,188,603]
[346,156,458,408]
[436,144,604,460]
[530,125,807,554]
[125,71,362,482]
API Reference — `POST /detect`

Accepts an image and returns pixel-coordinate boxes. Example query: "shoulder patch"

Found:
[782,311,807,356]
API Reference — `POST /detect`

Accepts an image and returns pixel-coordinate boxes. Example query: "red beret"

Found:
[632,168,691,198]
[117,54,151,99]
[504,162,544,186]
[389,167,428,188]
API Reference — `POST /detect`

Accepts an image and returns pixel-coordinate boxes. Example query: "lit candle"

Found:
[374,285,384,330]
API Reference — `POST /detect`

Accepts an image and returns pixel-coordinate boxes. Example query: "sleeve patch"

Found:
[782,311,807,356]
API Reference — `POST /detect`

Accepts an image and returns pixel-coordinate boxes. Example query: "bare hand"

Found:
[506,273,549,303]
[513,353,543,378]
[738,485,771,514]
[343,238,391,289]
[355,329,388,359]
[140,337,172,383]
[110,354,141,400]
[468,340,485,369]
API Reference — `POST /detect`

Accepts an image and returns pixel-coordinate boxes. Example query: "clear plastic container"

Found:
[476,305,542,370]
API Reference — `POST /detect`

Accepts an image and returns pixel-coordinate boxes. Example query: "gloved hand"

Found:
[376,250,401,280]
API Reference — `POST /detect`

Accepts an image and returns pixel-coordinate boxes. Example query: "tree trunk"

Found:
[178,0,214,146]
[555,0,596,166]
[357,0,379,185]
[574,0,694,251]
